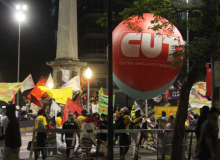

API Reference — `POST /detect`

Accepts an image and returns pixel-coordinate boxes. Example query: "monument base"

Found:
[47,59,87,88]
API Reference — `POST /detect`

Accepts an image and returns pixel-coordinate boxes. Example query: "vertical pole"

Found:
[211,58,215,108]
[145,99,148,117]
[107,0,113,159]
[17,21,21,105]
[186,0,189,73]
[87,79,90,113]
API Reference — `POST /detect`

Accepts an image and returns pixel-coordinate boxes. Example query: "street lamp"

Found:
[15,4,27,105]
[85,68,92,113]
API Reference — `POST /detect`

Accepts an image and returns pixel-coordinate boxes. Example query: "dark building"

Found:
[50,0,132,91]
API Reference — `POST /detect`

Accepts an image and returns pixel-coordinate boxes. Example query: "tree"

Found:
[105,0,220,159]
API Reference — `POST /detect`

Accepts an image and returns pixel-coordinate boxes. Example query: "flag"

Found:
[45,73,53,88]
[61,98,84,125]
[61,76,81,91]
[0,83,23,103]
[27,76,47,100]
[30,94,43,108]
[61,68,71,83]
[99,87,104,94]
[20,74,35,93]
[98,92,115,115]
[164,89,169,99]
[80,77,86,88]
[49,100,61,118]
[38,86,72,104]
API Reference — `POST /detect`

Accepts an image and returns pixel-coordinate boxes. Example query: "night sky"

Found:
[0,0,57,83]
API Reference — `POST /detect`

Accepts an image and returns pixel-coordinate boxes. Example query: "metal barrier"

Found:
[29,129,196,160]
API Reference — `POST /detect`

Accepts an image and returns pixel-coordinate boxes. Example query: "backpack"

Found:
[115,115,126,129]
[38,121,44,129]
[129,116,135,129]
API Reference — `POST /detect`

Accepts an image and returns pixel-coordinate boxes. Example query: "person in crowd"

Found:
[77,110,87,129]
[90,96,95,104]
[114,105,120,114]
[158,111,168,129]
[118,107,132,160]
[61,113,80,158]
[131,108,142,159]
[1,112,8,134]
[93,112,100,122]
[34,109,47,160]
[56,112,62,127]
[196,107,219,160]
[190,114,199,126]
[165,115,175,153]
[195,106,210,141]
[19,111,27,121]
[23,96,31,112]
[4,104,21,160]
[81,94,87,106]
[80,113,99,160]
[97,114,108,142]
[166,115,175,129]
[16,105,22,119]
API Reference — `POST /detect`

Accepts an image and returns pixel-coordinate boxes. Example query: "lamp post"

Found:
[16,4,27,105]
[186,0,189,72]
[85,68,92,113]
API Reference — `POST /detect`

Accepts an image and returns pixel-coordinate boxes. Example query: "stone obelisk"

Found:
[47,0,87,88]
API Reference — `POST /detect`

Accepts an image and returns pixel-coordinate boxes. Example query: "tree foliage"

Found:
[112,0,220,159]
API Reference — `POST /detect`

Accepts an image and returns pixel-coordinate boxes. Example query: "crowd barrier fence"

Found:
[29,129,197,160]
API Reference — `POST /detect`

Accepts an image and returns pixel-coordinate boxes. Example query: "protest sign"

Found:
[19,120,35,159]
[0,83,23,102]
[92,104,99,113]
[168,90,180,99]
[98,92,115,115]
[21,74,35,93]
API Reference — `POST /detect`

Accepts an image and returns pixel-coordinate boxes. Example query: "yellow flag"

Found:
[38,86,72,104]
[99,87,104,94]
[0,83,23,103]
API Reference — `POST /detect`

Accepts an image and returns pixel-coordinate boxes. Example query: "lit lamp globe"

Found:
[48,83,53,89]
[85,68,92,79]
[16,12,25,22]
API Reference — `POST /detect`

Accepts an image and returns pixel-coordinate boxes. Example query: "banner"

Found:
[38,86,72,104]
[19,120,35,159]
[61,76,81,91]
[20,74,35,93]
[61,68,71,83]
[0,83,23,103]
[27,76,47,100]
[92,104,99,113]
[168,90,180,99]
[130,101,143,119]
[50,100,61,118]
[98,92,115,115]
[154,106,178,119]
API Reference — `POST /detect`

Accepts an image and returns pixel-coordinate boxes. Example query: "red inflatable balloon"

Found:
[113,13,184,99]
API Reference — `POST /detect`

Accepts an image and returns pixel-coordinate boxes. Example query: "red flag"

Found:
[30,94,43,108]
[164,89,169,99]
[27,76,47,100]
[61,98,84,125]
[105,93,108,95]
[12,91,15,104]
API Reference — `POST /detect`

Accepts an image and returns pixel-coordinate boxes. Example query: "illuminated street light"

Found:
[15,5,27,105]
[48,83,53,89]
[85,68,92,113]
[16,12,25,22]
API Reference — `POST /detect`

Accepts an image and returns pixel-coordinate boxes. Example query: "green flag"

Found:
[98,92,115,115]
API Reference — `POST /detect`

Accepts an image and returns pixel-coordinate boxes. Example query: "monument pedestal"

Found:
[47,59,87,88]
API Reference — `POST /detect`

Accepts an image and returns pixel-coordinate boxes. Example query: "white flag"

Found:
[20,74,35,93]
[61,75,81,91]
[45,73,53,88]
[50,100,61,118]
[92,104,99,113]
[61,68,71,83]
